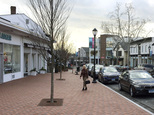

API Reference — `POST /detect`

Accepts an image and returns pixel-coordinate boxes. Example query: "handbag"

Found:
[85,80,90,84]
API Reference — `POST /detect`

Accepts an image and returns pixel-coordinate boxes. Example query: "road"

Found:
[102,82,154,113]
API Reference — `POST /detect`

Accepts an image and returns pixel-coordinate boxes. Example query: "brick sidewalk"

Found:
[0,70,152,115]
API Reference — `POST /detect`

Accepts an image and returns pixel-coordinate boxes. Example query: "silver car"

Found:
[91,65,104,78]
[86,63,94,76]
[134,64,154,76]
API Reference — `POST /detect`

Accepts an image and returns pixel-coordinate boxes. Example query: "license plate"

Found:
[111,79,115,81]
[149,89,154,93]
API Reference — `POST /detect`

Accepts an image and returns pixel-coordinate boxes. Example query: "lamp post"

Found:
[148,45,151,64]
[92,28,98,83]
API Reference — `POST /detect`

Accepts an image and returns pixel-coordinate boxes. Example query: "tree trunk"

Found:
[50,42,54,103]
[60,59,62,79]
[50,62,54,103]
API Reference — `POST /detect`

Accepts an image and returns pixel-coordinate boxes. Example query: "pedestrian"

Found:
[80,65,88,91]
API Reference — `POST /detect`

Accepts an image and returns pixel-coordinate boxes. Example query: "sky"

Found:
[0,0,154,52]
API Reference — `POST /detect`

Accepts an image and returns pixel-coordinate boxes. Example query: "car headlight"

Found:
[134,84,141,88]
[103,75,108,78]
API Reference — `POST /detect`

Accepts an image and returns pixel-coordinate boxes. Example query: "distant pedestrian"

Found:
[80,65,88,91]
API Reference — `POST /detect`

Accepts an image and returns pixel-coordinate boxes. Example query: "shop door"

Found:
[0,43,3,83]
[24,53,28,76]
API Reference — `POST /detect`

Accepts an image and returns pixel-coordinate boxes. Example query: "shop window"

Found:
[4,44,20,74]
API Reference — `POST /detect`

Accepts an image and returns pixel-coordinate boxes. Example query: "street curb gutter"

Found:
[98,81,154,115]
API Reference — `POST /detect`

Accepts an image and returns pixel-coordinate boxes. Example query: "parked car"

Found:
[91,65,104,78]
[114,65,121,72]
[98,66,120,84]
[120,66,130,72]
[118,70,154,97]
[134,64,154,76]
[85,63,91,68]
[86,63,94,76]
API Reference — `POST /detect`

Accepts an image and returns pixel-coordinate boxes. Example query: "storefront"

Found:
[0,13,48,83]
[23,43,46,76]
[0,32,47,83]
[0,31,48,84]
[0,32,23,83]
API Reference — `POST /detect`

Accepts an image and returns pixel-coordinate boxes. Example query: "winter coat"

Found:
[80,68,88,79]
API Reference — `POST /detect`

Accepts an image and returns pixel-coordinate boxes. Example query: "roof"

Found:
[130,37,152,45]
[0,13,46,39]
[81,47,89,52]
[120,42,129,51]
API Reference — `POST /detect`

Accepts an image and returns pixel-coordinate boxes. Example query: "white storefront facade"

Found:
[130,37,154,67]
[0,13,48,83]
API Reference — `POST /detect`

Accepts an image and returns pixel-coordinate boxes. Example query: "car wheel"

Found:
[130,86,135,97]
[98,75,100,81]
[102,77,106,84]
[100,76,103,83]
[118,82,122,91]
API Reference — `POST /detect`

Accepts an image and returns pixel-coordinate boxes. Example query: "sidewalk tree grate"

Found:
[38,98,63,106]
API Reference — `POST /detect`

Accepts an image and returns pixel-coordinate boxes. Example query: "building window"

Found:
[118,51,122,56]
[145,45,147,52]
[4,44,20,74]
[107,50,112,57]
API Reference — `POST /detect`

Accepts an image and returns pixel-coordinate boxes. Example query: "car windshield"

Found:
[114,65,120,67]
[103,67,117,73]
[96,65,103,70]
[130,71,153,79]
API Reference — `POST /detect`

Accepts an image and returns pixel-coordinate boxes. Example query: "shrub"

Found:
[40,67,46,71]
[30,68,36,72]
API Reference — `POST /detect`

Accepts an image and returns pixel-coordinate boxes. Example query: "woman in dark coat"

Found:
[80,65,88,91]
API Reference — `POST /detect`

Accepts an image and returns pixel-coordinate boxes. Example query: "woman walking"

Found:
[80,65,88,91]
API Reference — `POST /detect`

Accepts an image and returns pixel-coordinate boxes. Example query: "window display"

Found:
[4,44,20,74]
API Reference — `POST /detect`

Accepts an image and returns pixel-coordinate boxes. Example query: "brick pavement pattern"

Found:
[0,70,152,115]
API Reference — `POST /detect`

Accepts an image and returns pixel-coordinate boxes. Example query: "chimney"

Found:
[10,6,16,14]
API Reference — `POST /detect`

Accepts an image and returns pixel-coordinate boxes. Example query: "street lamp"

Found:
[92,28,98,83]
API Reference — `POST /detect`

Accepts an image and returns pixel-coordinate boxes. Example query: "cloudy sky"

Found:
[0,0,154,51]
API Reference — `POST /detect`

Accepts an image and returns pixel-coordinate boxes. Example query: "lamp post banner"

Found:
[150,51,152,56]
[89,37,94,48]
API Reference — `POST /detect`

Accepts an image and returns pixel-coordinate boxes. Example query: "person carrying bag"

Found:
[80,65,89,91]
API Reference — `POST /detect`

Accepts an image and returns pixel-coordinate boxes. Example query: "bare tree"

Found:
[55,26,71,79]
[62,42,74,66]
[101,3,151,65]
[28,0,72,103]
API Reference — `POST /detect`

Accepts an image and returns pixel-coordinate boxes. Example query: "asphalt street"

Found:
[104,82,154,113]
